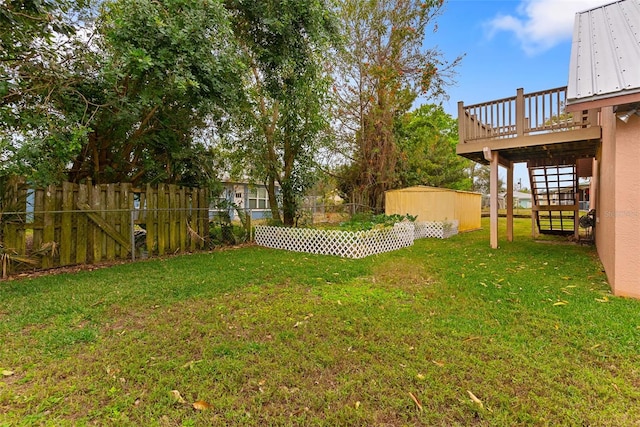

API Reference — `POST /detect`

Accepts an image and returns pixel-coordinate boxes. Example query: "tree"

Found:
[468,163,504,195]
[223,0,336,226]
[1,0,95,184]
[2,0,243,187]
[333,0,462,211]
[395,104,471,190]
[67,0,242,186]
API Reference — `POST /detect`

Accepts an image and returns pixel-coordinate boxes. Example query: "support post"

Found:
[488,148,499,249]
[589,158,597,211]
[506,162,514,242]
[458,101,466,143]
[516,88,525,137]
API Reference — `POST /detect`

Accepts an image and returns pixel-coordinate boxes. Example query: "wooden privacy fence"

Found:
[0,180,209,274]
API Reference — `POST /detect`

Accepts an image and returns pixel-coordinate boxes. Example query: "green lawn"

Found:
[1,218,639,426]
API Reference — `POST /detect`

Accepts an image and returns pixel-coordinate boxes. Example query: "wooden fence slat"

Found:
[41,185,57,268]
[90,183,102,262]
[2,180,16,256]
[168,185,177,251]
[76,183,88,264]
[198,188,207,250]
[15,183,27,256]
[179,187,187,251]
[145,183,156,255]
[106,184,116,260]
[157,184,166,256]
[60,182,73,266]
[120,183,132,258]
[138,190,147,224]
[77,203,132,251]
[32,188,44,257]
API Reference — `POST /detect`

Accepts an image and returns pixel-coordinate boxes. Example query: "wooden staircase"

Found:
[528,163,578,236]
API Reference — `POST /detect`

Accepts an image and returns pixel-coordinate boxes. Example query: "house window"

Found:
[249,187,270,209]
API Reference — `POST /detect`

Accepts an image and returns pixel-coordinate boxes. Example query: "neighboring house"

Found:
[511,191,532,209]
[455,0,640,298]
[483,191,530,209]
[214,180,278,221]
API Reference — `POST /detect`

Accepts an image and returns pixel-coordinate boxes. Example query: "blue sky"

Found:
[422,0,611,189]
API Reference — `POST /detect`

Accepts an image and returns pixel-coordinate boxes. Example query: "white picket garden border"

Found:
[255,220,458,259]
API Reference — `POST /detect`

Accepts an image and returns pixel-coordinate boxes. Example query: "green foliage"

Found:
[223,0,338,225]
[469,162,505,194]
[1,0,243,188]
[0,0,96,185]
[209,200,250,246]
[339,212,416,231]
[395,104,472,190]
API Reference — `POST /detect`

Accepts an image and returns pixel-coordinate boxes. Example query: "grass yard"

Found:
[1,218,640,426]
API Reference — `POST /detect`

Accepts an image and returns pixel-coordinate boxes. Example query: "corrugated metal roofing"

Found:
[567,0,640,105]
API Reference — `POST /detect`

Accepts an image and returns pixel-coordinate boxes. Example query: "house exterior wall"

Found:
[216,182,275,221]
[611,112,640,297]
[596,107,617,287]
[385,186,481,232]
[596,107,640,297]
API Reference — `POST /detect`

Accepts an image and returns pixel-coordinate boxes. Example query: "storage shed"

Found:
[385,186,481,232]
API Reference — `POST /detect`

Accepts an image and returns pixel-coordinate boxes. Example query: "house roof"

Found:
[566,0,640,109]
[499,191,532,199]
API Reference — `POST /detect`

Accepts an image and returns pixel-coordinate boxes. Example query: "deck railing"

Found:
[458,87,598,143]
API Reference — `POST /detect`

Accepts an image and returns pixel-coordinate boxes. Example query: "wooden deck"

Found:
[456,87,601,165]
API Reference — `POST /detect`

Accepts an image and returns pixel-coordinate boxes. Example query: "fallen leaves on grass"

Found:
[170,390,186,404]
[193,400,212,411]
[467,390,483,408]
[553,300,569,306]
[2,370,14,377]
[409,392,423,411]
[596,296,609,303]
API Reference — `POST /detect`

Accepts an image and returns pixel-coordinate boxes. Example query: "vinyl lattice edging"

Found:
[414,220,459,239]
[255,220,459,259]
[255,222,415,259]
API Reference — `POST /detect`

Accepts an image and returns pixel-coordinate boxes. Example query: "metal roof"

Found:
[567,0,640,106]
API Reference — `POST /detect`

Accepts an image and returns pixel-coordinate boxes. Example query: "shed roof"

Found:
[567,0,640,108]
[385,186,481,195]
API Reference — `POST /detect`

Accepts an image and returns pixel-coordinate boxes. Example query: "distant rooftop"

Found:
[567,0,640,107]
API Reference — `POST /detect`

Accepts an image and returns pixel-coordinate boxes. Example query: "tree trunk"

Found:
[266,176,281,224]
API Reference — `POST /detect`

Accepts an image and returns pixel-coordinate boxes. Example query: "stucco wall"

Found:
[596,107,640,298]
[611,112,640,297]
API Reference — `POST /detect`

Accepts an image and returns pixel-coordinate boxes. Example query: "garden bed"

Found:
[255,222,415,259]
[255,220,459,258]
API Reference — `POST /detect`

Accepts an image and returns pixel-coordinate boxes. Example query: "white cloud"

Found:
[486,0,613,55]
